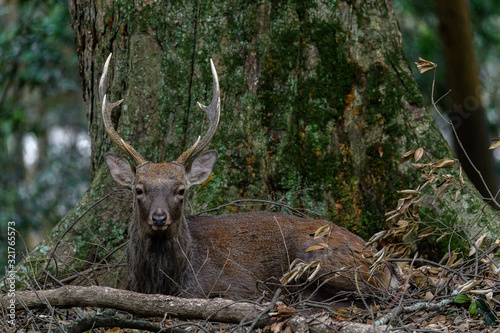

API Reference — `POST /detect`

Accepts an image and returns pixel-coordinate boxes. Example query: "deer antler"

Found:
[175,59,220,165]
[100,54,147,167]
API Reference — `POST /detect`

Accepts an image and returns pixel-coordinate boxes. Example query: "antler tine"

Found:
[176,59,220,165]
[100,54,147,167]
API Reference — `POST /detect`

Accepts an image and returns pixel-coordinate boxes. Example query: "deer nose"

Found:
[152,211,168,227]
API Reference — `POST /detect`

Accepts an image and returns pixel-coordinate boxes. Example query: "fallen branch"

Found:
[66,309,168,333]
[375,296,455,326]
[1,285,269,327]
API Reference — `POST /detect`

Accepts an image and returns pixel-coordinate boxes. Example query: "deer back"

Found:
[184,212,394,299]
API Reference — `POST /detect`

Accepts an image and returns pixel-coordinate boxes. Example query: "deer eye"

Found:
[177,188,185,196]
[136,188,144,195]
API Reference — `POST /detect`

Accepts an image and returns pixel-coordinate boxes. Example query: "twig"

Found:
[195,199,320,218]
[244,288,281,332]
[63,309,189,333]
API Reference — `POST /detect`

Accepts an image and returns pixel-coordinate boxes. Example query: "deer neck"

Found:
[128,216,193,295]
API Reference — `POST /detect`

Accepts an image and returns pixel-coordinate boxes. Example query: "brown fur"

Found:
[127,211,397,299]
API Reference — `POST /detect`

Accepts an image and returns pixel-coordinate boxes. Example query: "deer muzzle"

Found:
[150,209,171,230]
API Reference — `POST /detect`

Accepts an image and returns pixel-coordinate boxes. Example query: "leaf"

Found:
[414,147,424,162]
[489,138,500,150]
[366,230,388,246]
[313,225,330,239]
[481,309,499,326]
[306,243,329,252]
[401,149,416,162]
[397,189,420,195]
[415,57,437,74]
[417,226,435,239]
[454,294,472,304]
[412,197,424,215]
[476,299,490,312]
[469,301,477,316]
[475,300,499,326]
[469,234,487,256]
[411,163,428,172]
[433,158,455,169]
[459,166,464,184]
[396,219,409,228]
[307,262,323,281]
[475,234,488,249]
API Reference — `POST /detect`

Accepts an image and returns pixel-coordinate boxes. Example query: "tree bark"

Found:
[13,0,497,289]
[436,0,499,198]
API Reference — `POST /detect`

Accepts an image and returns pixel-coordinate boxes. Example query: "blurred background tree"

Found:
[395,0,500,197]
[0,0,88,270]
[2,0,500,272]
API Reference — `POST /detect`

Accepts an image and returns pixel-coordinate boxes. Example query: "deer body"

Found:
[100,54,396,300]
[126,212,384,299]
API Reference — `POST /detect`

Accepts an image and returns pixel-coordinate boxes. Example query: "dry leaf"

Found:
[313,225,330,239]
[106,328,122,333]
[398,189,421,195]
[414,147,424,162]
[422,291,434,300]
[306,243,329,252]
[397,219,409,228]
[415,57,437,74]
[489,138,500,150]
[401,149,416,162]
[449,257,464,269]
[402,225,417,241]
[418,226,436,239]
[411,163,428,172]
[469,234,487,256]
[412,197,424,215]
[366,230,388,246]
[308,262,323,281]
[439,251,458,266]
[433,158,455,169]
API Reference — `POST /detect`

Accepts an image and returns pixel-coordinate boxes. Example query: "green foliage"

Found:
[0,0,88,273]
[454,294,499,326]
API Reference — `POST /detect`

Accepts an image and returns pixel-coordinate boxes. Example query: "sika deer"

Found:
[100,54,397,300]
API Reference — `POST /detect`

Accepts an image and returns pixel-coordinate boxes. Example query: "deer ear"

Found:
[104,153,135,187]
[185,150,218,188]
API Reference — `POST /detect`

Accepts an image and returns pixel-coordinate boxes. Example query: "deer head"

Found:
[100,54,220,238]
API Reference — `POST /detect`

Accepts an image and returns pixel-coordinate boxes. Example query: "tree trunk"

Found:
[14,0,497,288]
[436,0,499,198]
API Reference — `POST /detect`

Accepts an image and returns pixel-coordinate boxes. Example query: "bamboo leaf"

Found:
[401,149,416,162]
[414,147,424,162]
[433,158,455,169]
[415,57,437,74]
[489,138,500,150]
[306,243,329,252]
[313,225,331,239]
